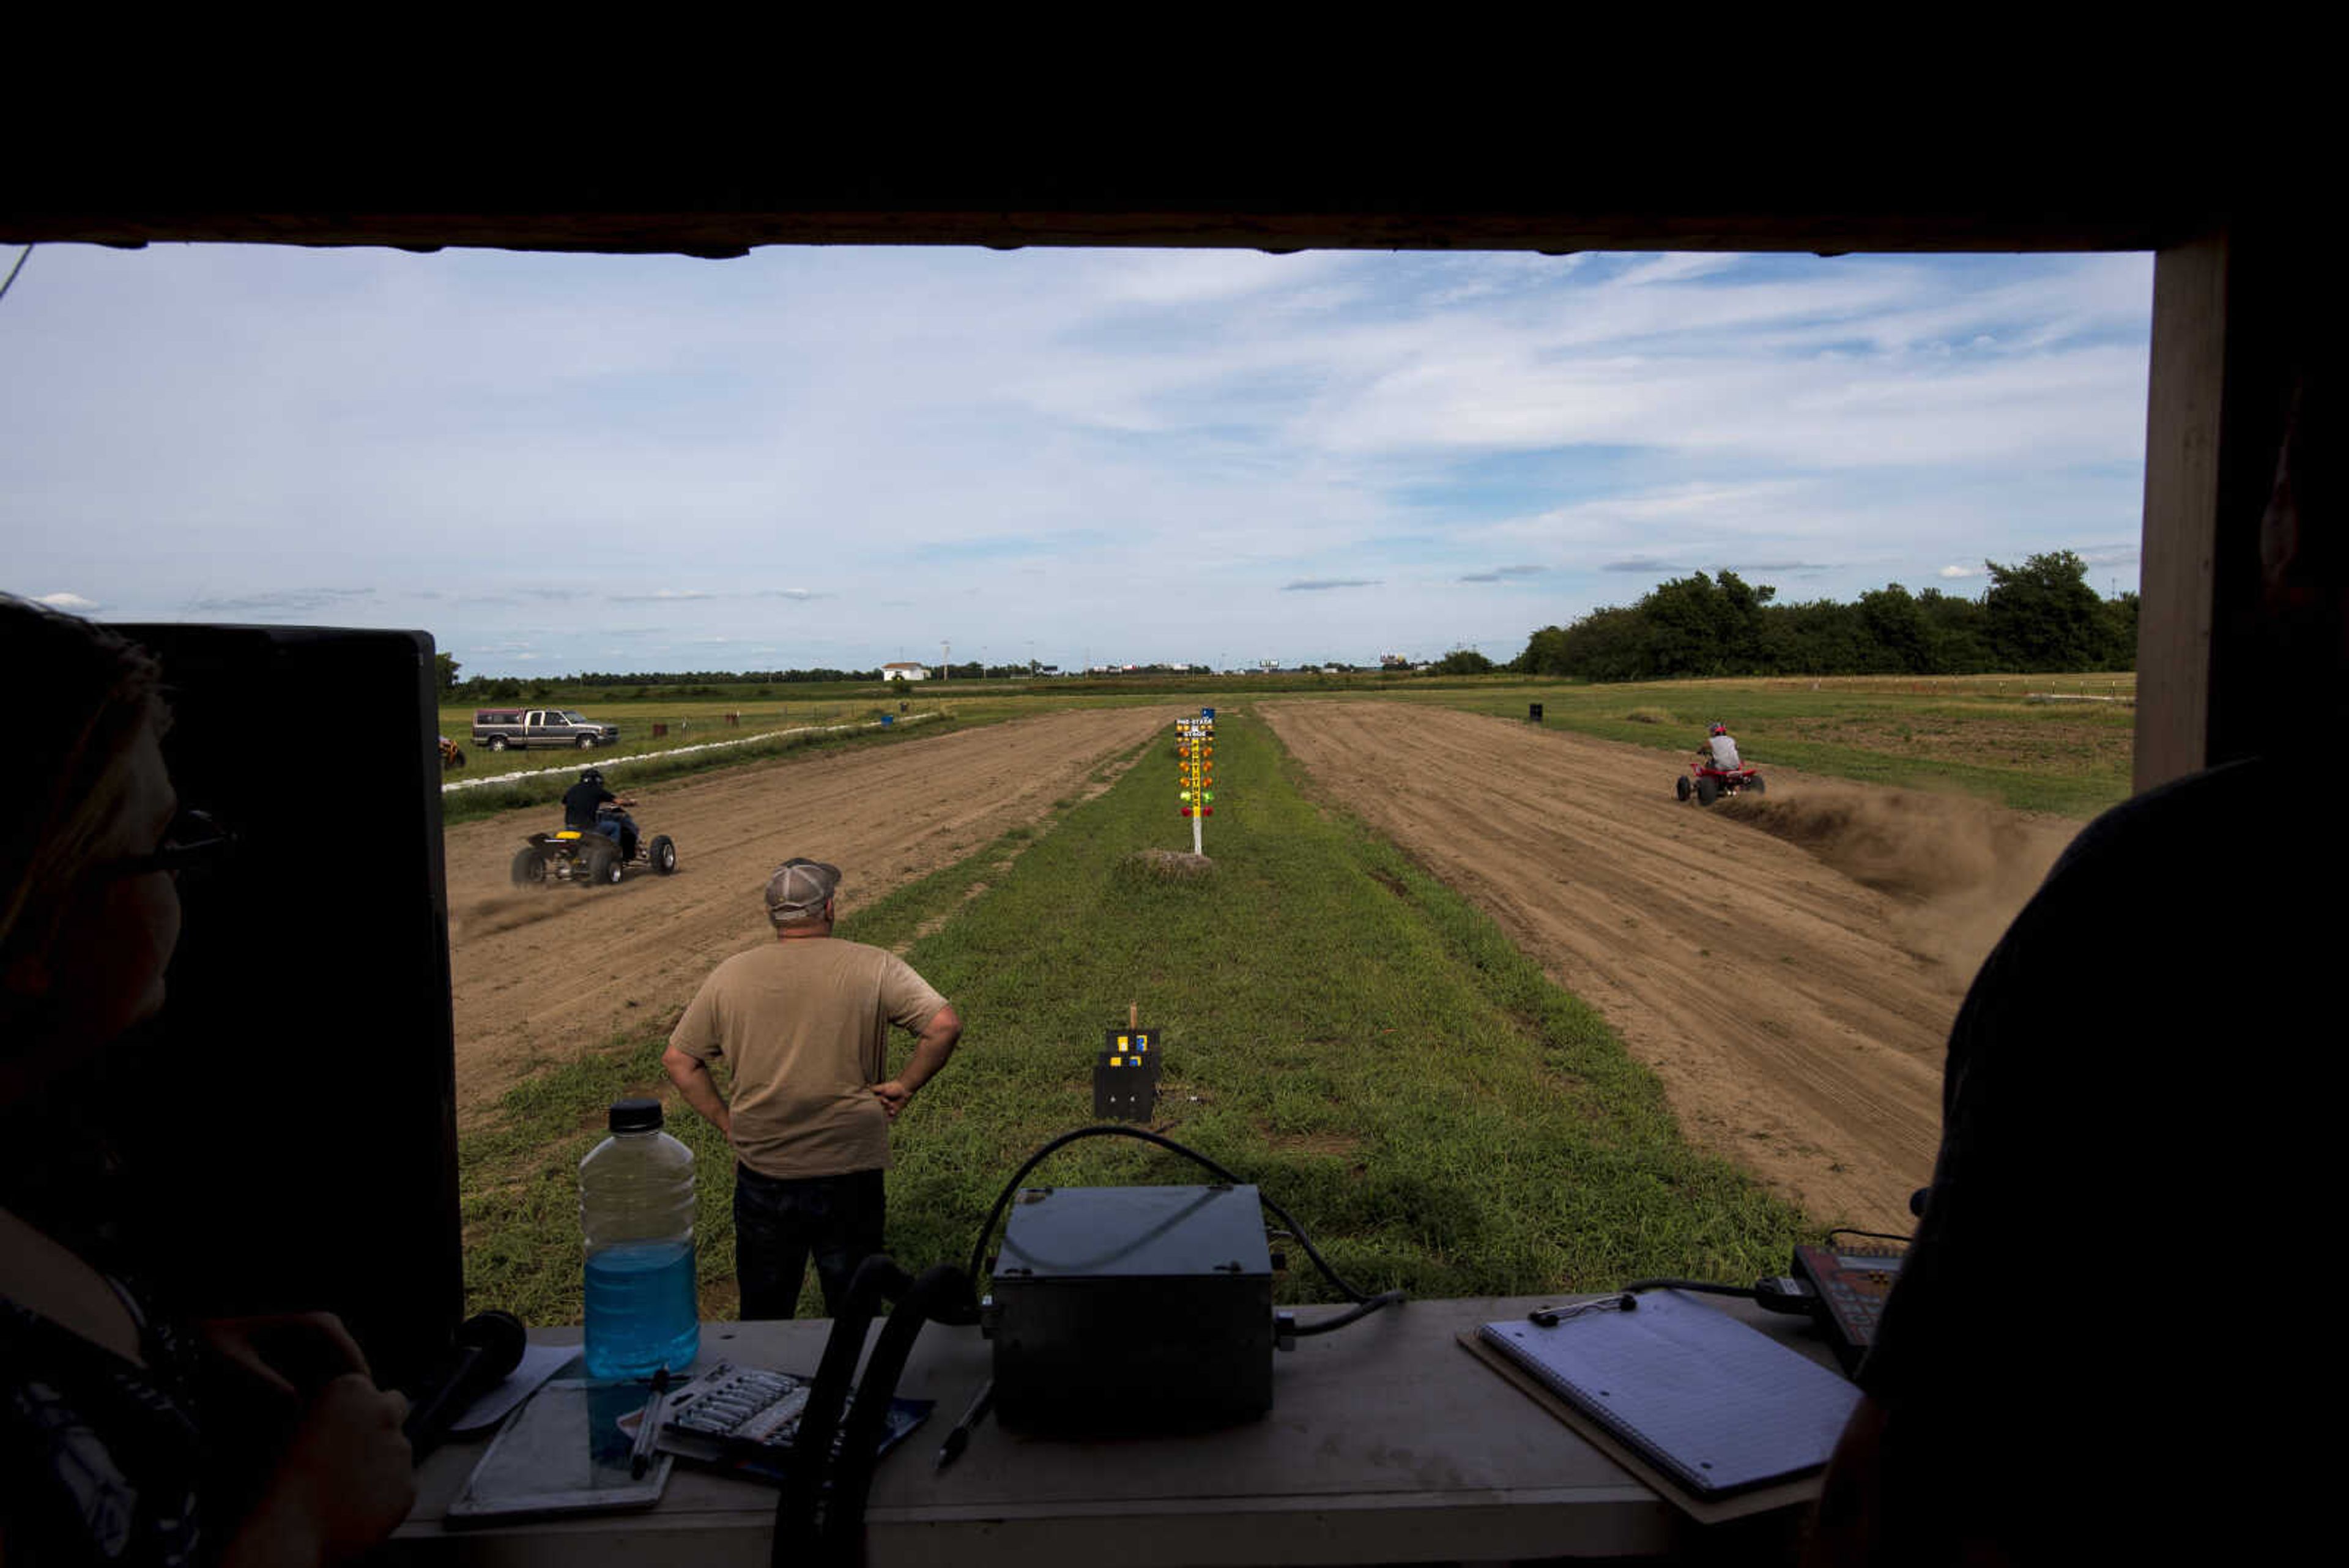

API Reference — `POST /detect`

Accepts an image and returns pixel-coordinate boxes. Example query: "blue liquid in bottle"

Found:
[581,1098,700,1380]
[582,1241,700,1378]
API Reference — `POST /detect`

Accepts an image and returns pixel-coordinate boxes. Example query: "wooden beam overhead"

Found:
[1,155,2232,256]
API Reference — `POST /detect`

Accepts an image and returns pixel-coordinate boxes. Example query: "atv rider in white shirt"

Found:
[1700,722,1742,771]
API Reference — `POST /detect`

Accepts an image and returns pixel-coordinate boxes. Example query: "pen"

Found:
[933,1378,995,1473]
[630,1367,672,1480]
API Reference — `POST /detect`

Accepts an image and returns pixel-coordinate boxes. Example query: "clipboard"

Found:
[445,1378,674,1525]
[1460,1290,1861,1524]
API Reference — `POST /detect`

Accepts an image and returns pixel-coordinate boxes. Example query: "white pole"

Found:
[1192,794,1203,856]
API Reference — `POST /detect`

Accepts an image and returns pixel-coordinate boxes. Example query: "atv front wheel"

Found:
[1694,776,1721,806]
[510,848,547,887]
[648,834,677,875]
[1675,776,1691,801]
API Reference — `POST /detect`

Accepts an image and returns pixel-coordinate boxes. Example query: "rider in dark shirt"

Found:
[562,768,637,860]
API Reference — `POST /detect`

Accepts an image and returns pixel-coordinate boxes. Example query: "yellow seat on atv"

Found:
[554,830,583,840]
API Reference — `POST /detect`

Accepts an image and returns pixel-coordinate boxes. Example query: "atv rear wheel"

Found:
[1694,776,1721,806]
[1675,775,1691,801]
[510,848,547,887]
[584,842,623,885]
[648,834,677,875]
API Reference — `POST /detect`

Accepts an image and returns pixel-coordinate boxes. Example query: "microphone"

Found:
[401,1310,527,1459]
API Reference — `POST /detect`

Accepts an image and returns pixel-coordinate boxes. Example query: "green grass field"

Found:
[458,707,1813,1325]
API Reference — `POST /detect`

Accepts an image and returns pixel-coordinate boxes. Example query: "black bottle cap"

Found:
[609,1098,664,1133]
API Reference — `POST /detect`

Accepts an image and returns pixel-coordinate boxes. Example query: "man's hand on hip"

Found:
[875,1003,960,1123]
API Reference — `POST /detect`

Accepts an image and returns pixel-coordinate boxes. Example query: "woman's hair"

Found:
[0,595,171,979]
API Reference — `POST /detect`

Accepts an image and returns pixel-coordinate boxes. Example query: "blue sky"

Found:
[2,243,2152,675]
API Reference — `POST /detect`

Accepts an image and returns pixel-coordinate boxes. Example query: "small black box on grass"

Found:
[1529,701,1544,722]
[985,1184,1275,1432]
[1094,1028,1160,1120]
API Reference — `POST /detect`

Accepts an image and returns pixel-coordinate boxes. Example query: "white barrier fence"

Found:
[2023,693,2135,706]
[442,712,942,792]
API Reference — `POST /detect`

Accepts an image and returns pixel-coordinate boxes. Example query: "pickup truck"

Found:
[471,707,621,752]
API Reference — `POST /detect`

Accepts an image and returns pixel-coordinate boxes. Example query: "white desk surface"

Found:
[392,1293,1841,1566]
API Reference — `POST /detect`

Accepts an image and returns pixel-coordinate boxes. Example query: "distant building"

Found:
[882,661,929,682]
[1380,653,1411,669]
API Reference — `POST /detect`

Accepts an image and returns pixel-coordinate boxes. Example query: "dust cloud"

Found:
[448,891,573,942]
[1719,787,2074,979]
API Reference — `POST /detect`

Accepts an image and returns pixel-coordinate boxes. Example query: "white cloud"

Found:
[1611,253,1743,288]
[35,591,100,611]
[1089,250,1348,308]
[1939,565,1981,579]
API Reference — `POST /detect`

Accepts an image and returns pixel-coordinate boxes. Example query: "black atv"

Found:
[511,807,677,888]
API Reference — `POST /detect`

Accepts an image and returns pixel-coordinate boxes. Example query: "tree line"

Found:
[1512,552,2137,681]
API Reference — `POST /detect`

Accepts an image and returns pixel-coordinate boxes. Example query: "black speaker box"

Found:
[985,1184,1274,1432]
[109,623,462,1389]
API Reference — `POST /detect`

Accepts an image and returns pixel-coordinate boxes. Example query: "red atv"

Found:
[1677,760,1765,806]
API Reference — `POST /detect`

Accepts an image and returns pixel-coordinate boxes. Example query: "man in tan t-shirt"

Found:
[662,857,962,1319]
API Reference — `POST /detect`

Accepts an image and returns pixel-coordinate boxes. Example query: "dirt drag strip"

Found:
[443,707,1178,1121]
[1263,702,2075,1232]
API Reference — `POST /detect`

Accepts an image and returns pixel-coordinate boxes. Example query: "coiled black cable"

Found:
[1617,1277,1765,1299]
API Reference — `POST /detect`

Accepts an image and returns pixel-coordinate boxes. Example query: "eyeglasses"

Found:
[100,809,237,880]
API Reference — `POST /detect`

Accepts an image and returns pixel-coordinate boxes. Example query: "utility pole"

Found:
[942,639,950,682]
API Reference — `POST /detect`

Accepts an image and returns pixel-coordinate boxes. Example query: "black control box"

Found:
[984,1184,1274,1432]
[1093,1027,1160,1121]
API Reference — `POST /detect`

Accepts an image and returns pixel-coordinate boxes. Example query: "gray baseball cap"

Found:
[765,858,842,920]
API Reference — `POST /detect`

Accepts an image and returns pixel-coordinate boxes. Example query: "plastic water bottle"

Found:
[580,1098,700,1378]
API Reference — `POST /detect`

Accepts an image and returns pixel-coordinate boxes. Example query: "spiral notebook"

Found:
[1474,1291,1860,1501]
